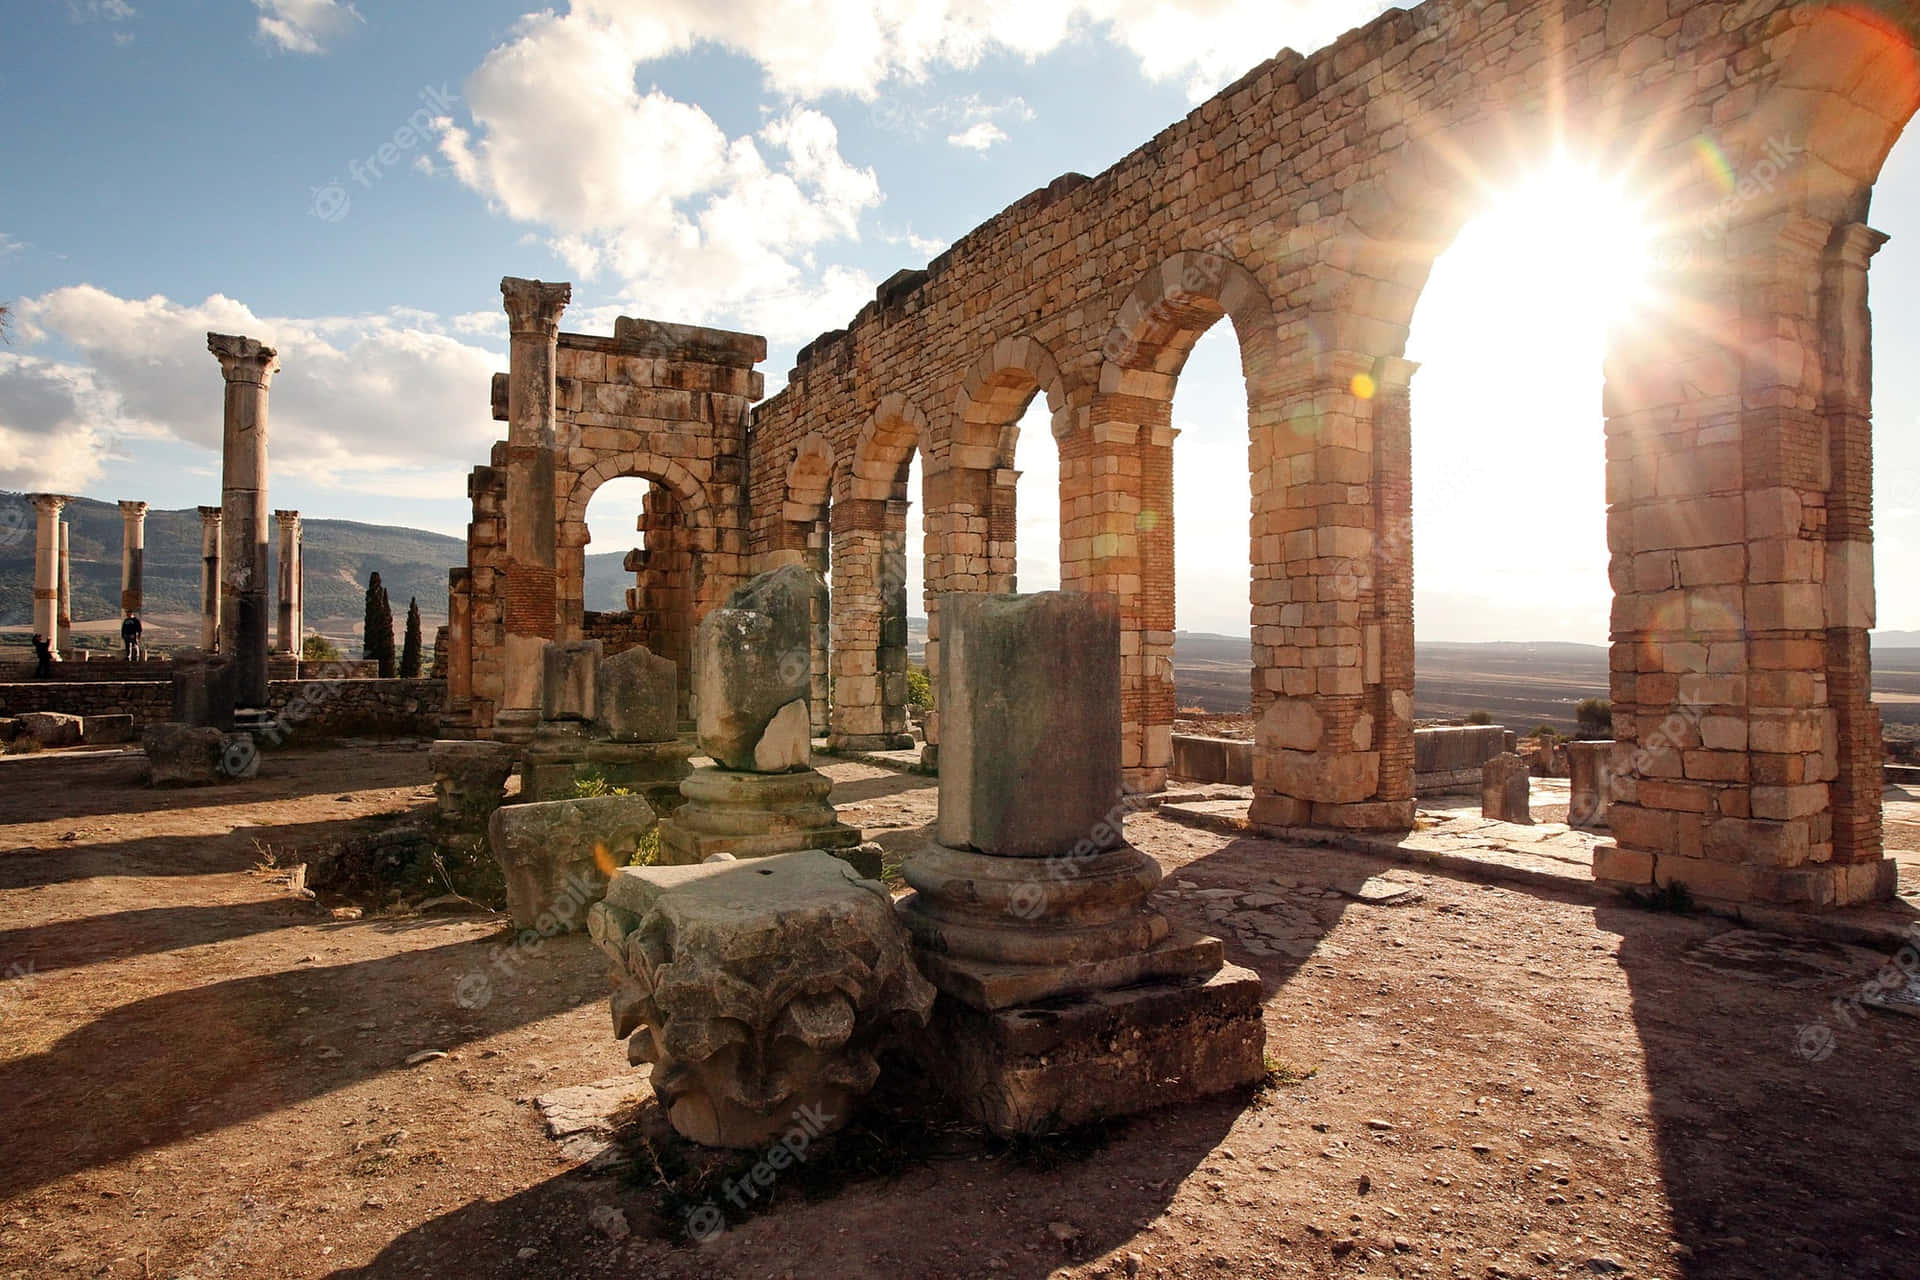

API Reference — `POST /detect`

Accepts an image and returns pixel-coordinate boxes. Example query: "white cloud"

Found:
[483,1,1384,105]
[12,286,502,494]
[948,122,1008,152]
[441,13,885,341]
[0,233,22,260]
[253,0,362,55]
[67,0,135,23]
[0,353,125,492]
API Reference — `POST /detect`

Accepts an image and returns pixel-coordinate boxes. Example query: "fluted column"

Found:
[198,505,223,651]
[208,332,280,706]
[28,494,69,658]
[118,501,149,616]
[498,276,571,731]
[275,509,303,655]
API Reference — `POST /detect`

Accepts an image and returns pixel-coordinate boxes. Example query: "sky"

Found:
[1,0,1917,643]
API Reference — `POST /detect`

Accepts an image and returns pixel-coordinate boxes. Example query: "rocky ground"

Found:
[2,745,1918,1278]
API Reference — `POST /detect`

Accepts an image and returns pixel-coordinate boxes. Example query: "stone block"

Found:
[429,740,517,826]
[170,649,237,731]
[658,766,864,863]
[542,640,604,722]
[81,714,135,745]
[695,566,821,771]
[598,645,677,743]
[488,794,658,933]
[142,723,227,786]
[936,592,1124,858]
[18,712,83,748]
[908,966,1268,1138]
[1567,740,1613,829]
[588,850,934,1148]
[1481,753,1531,824]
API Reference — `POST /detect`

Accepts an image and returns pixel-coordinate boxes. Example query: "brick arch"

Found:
[1097,249,1282,402]
[953,333,1077,463]
[845,394,930,503]
[784,433,836,522]
[560,451,710,541]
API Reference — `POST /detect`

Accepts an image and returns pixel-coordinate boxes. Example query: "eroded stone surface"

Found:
[488,794,657,932]
[598,645,678,744]
[1482,753,1533,825]
[588,850,933,1149]
[693,566,821,771]
[429,740,517,826]
[142,723,228,787]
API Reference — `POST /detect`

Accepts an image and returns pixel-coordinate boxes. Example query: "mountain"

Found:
[0,492,464,647]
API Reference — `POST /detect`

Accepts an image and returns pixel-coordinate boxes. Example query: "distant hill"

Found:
[0,492,463,647]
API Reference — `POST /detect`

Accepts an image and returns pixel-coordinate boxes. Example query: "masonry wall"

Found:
[0,676,446,737]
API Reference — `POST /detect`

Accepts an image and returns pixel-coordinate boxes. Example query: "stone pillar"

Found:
[274,510,303,655]
[118,501,149,617]
[898,591,1265,1134]
[197,506,223,651]
[498,277,571,733]
[56,521,72,640]
[28,494,68,658]
[208,332,280,707]
[446,566,474,715]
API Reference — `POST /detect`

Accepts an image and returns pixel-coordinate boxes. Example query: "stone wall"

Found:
[447,0,1920,906]
[1413,726,1512,795]
[0,677,446,737]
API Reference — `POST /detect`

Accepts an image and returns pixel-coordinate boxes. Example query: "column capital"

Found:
[274,509,302,529]
[198,505,224,524]
[1370,355,1421,395]
[1833,222,1891,270]
[118,500,150,518]
[28,493,73,514]
[208,332,280,385]
[500,277,572,337]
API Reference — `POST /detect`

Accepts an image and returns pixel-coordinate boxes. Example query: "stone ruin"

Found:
[585,587,1263,1147]
[430,0,1920,912]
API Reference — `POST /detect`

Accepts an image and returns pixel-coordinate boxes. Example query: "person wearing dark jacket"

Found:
[32,633,53,679]
[121,614,144,661]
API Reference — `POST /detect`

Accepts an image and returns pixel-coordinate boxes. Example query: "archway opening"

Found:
[1405,157,1655,815]
[1168,323,1254,736]
[830,407,922,751]
[1871,125,1920,817]
[580,474,695,711]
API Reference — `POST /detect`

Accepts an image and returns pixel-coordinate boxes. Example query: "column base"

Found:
[903,966,1268,1137]
[1595,843,1898,908]
[830,733,916,752]
[1248,795,1415,832]
[658,766,867,864]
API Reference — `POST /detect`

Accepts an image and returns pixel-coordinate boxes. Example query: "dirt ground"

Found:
[3,743,1919,1279]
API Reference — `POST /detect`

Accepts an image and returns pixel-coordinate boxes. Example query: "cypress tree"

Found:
[400,597,423,678]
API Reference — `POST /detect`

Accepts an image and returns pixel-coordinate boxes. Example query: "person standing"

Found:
[121,613,144,662]
[32,633,53,679]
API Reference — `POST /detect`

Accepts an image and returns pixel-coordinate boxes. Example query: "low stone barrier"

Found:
[0,677,446,738]
[1415,725,1512,795]
[1169,734,1254,786]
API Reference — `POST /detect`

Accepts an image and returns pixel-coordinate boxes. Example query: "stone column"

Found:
[274,510,303,655]
[446,566,473,715]
[118,501,149,617]
[198,506,223,651]
[57,521,72,639]
[208,332,280,707]
[498,277,571,733]
[28,494,69,658]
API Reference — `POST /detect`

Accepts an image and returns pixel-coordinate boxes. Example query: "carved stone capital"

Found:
[274,509,302,531]
[118,500,150,520]
[207,332,280,385]
[28,493,73,515]
[500,277,572,338]
[197,505,224,527]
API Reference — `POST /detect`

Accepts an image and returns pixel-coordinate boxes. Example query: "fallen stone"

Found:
[598,645,678,743]
[80,713,135,745]
[18,712,83,749]
[1482,753,1533,825]
[142,723,228,786]
[428,740,517,826]
[751,698,812,772]
[588,849,933,1148]
[693,565,821,770]
[489,794,658,933]
[543,640,603,723]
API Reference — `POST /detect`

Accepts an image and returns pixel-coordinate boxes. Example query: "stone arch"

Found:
[954,334,1076,462]
[1074,249,1283,791]
[784,433,835,523]
[829,393,931,751]
[557,451,716,709]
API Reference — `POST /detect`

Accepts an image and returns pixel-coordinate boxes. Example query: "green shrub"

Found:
[1575,697,1613,739]
[302,634,342,663]
[907,664,935,710]
[1463,710,1492,726]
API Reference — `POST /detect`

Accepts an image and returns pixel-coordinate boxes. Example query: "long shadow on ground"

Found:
[0,932,605,1201]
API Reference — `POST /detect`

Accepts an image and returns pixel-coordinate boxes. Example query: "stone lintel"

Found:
[597,315,766,367]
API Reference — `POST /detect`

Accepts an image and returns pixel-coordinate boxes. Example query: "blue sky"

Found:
[3,0,1918,642]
